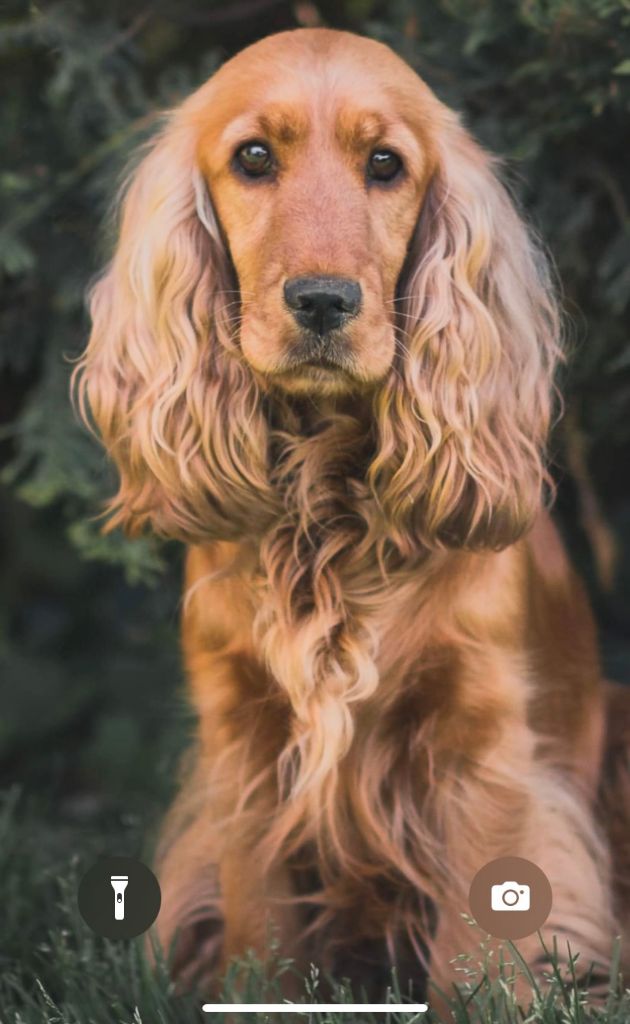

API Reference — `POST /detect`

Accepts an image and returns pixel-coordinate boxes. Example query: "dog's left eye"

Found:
[367,149,403,183]
[235,141,274,178]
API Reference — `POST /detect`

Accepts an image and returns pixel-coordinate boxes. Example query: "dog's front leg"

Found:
[156,544,308,992]
[219,841,308,986]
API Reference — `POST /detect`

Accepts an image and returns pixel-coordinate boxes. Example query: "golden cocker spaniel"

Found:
[76,28,630,1004]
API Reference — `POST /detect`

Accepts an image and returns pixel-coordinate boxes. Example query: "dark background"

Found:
[1,0,629,1019]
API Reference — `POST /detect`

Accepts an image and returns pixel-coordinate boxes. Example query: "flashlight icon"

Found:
[110,875,128,920]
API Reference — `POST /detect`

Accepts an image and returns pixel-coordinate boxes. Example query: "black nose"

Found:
[284,276,362,335]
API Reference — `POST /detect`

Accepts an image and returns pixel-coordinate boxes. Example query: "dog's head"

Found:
[77,29,561,550]
[193,31,435,395]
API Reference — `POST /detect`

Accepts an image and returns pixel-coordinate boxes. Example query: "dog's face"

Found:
[196,33,435,395]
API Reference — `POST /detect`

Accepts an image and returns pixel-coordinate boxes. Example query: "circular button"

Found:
[78,856,161,939]
[469,856,552,940]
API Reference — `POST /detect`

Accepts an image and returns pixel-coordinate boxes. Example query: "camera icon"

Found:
[490,881,530,912]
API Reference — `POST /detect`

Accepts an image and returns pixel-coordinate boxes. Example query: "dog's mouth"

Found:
[279,331,358,375]
[294,355,348,372]
[238,315,390,393]
[268,344,366,395]
[275,352,360,391]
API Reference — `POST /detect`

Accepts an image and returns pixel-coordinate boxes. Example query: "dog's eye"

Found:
[235,141,274,178]
[367,149,403,183]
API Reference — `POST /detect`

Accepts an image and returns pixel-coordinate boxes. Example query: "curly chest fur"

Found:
[182,527,533,899]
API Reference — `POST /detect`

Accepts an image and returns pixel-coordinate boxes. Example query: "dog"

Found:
[76,27,630,1005]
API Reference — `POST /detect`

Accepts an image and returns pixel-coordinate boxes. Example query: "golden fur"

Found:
[75,28,630,1002]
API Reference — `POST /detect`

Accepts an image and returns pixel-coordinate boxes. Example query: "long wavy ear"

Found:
[74,110,273,541]
[371,114,562,554]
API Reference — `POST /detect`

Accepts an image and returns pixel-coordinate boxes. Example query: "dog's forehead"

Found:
[193,30,434,162]
[216,27,421,90]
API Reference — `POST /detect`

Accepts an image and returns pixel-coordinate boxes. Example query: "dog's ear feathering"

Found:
[74,112,275,542]
[371,118,563,554]
[75,85,562,553]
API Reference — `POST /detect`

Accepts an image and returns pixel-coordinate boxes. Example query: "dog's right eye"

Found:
[234,141,274,178]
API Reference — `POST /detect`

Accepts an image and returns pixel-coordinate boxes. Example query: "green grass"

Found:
[2,789,629,1024]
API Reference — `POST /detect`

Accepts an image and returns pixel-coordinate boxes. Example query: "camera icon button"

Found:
[469,856,552,940]
[491,880,531,912]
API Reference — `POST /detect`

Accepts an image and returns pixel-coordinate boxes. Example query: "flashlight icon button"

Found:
[110,874,128,921]
[78,857,161,939]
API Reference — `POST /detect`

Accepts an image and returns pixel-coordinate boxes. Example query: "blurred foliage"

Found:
[0,0,629,836]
